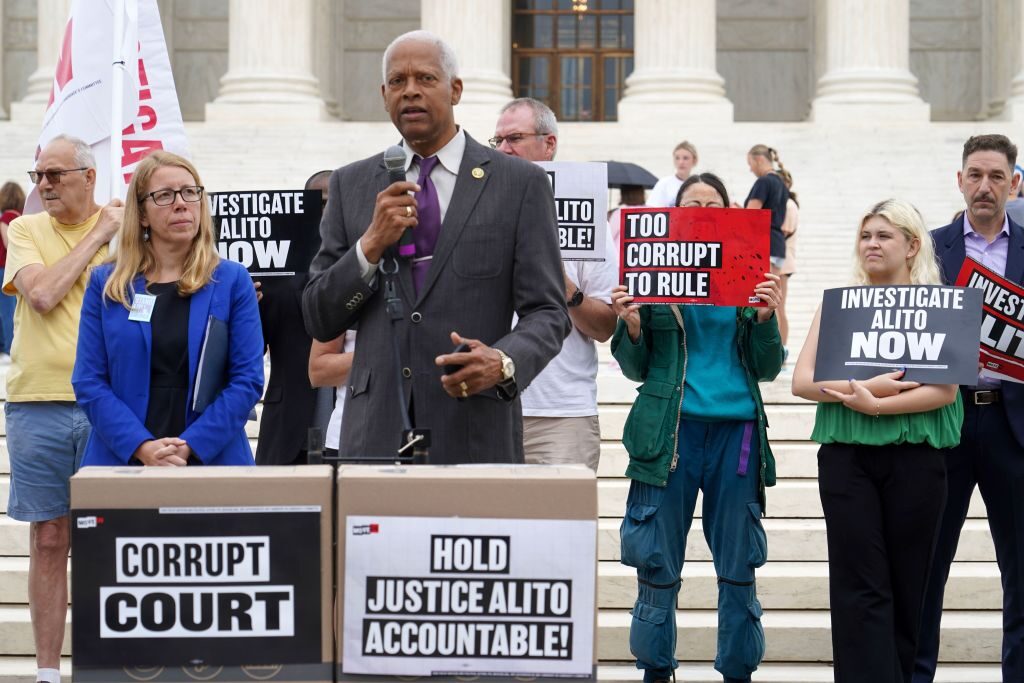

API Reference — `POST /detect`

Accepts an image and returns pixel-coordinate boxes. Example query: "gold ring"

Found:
[461,389,468,398]
[405,205,412,217]
[459,381,469,393]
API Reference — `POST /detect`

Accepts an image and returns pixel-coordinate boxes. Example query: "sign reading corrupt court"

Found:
[814,285,983,384]
[536,161,608,262]
[71,506,322,668]
[342,516,596,678]
[619,207,770,305]
[209,190,322,277]
[956,258,1024,383]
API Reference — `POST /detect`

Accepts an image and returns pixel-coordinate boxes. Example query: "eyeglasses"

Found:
[27,168,89,185]
[488,132,546,149]
[146,186,205,206]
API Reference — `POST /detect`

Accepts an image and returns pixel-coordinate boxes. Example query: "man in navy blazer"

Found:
[915,134,1024,682]
[302,31,569,463]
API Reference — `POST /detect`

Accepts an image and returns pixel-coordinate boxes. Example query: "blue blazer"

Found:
[932,214,1024,448]
[73,259,265,465]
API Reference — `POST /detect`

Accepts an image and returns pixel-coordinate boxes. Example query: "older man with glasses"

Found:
[4,133,122,683]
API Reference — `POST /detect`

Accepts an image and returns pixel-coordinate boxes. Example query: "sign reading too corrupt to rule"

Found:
[619,207,770,305]
[343,516,597,679]
[814,285,983,385]
[956,257,1024,383]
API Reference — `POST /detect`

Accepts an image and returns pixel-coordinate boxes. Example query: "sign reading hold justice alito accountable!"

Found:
[536,161,608,262]
[619,207,770,305]
[956,257,1024,383]
[343,516,596,679]
[814,285,983,384]
[71,506,322,668]
[210,190,322,277]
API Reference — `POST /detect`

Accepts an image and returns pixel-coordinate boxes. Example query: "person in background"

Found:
[744,144,790,350]
[5,134,122,683]
[309,329,355,460]
[0,181,25,361]
[611,172,784,683]
[775,168,799,347]
[254,169,330,465]
[915,134,1024,683]
[647,140,698,207]
[492,97,617,470]
[1006,163,1024,225]
[73,150,264,467]
[792,199,960,683]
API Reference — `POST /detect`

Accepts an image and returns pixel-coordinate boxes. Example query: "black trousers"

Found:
[818,442,947,683]
[914,399,1024,682]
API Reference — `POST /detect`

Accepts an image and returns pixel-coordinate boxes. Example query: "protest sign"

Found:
[72,506,322,668]
[342,515,596,678]
[210,190,322,277]
[619,207,770,305]
[536,161,608,261]
[956,258,1024,383]
[813,285,983,384]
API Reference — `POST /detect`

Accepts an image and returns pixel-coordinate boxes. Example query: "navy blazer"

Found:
[932,214,1024,448]
[72,259,265,465]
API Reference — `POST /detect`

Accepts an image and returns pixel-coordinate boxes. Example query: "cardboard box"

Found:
[336,464,598,682]
[70,466,334,683]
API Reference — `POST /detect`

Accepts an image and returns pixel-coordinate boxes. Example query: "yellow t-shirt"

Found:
[3,210,108,401]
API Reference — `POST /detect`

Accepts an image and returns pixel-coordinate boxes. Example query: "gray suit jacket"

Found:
[302,133,571,463]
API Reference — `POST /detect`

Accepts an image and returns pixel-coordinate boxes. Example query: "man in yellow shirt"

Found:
[3,134,122,683]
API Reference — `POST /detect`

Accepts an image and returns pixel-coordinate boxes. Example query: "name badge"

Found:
[128,293,157,322]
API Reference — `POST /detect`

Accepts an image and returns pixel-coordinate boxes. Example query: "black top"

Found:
[143,281,190,440]
[745,173,790,259]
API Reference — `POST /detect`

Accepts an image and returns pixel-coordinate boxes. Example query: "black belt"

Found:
[966,389,1001,405]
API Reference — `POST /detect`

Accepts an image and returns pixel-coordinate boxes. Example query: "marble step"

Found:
[595,518,996,564]
[596,609,1001,663]
[597,404,818,443]
[596,478,988,519]
[0,659,1003,683]
[598,441,821,479]
[0,605,1002,663]
[0,556,999,611]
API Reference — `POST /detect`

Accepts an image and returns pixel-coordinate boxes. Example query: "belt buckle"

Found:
[973,391,997,405]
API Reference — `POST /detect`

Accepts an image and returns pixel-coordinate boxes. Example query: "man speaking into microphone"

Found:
[302,30,569,463]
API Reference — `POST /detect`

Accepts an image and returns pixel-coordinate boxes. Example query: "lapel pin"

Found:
[471,167,485,179]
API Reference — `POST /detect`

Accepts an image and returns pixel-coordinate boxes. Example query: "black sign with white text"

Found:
[814,285,983,384]
[210,190,322,277]
[71,507,321,668]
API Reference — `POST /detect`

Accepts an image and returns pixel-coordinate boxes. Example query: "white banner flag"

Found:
[28,0,189,211]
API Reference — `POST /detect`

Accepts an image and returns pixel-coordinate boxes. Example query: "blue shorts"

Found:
[6,401,91,522]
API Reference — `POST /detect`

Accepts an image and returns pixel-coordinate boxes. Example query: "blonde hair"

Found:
[851,199,942,286]
[103,151,219,308]
[749,144,786,175]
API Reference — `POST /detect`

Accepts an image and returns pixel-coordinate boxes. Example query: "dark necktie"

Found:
[411,155,441,294]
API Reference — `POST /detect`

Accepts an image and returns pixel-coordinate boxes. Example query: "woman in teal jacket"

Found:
[611,173,784,683]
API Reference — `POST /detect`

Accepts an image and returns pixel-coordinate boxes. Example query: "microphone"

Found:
[383,144,415,258]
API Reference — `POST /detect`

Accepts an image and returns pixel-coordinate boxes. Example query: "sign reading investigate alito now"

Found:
[619,207,770,305]
[814,285,983,385]
[956,258,1024,383]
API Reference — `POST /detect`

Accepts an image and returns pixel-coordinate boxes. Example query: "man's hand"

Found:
[360,181,420,264]
[253,280,263,302]
[93,198,124,244]
[435,331,503,398]
[132,437,189,466]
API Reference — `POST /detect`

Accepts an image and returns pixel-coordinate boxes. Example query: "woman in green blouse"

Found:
[792,199,962,683]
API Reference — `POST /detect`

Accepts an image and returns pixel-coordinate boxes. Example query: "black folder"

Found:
[192,315,229,414]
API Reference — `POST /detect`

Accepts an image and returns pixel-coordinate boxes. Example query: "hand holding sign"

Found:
[752,272,783,322]
[822,379,879,415]
[611,285,641,341]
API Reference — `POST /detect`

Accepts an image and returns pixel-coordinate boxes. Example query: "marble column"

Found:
[617,0,733,124]
[1005,0,1024,121]
[0,0,6,119]
[810,0,929,122]
[205,0,328,122]
[10,0,72,123]
[420,0,513,129]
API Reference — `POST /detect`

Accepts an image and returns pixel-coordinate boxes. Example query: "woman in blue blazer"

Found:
[73,151,263,466]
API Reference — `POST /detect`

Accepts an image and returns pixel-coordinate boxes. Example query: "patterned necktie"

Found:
[411,155,441,294]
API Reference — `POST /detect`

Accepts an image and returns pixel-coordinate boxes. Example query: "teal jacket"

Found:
[611,305,784,508]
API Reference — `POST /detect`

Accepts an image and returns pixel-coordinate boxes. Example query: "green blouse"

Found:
[811,393,964,450]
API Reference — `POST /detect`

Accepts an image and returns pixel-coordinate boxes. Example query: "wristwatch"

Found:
[567,288,584,308]
[494,348,518,401]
